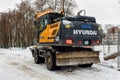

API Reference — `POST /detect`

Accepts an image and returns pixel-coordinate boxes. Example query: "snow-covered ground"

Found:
[0,46,120,80]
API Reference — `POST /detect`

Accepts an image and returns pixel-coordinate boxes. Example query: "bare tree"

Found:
[16,0,36,48]
[34,0,77,16]
[0,0,77,48]
[34,0,47,11]
[0,13,9,48]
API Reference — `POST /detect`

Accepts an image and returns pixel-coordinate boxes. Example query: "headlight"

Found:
[65,24,71,28]
[62,20,74,28]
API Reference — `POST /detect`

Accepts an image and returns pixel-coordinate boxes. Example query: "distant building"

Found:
[102,27,120,45]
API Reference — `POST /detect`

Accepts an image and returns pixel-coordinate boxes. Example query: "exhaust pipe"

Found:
[77,10,86,16]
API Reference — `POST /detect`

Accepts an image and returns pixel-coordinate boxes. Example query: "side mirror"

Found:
[34,21,37,27]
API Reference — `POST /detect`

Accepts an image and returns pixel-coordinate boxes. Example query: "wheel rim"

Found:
[46,55,52,68]
[48,57,51,64]
[34,53,38,63]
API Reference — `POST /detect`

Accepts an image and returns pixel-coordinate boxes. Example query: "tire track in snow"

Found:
[1,48,120,80]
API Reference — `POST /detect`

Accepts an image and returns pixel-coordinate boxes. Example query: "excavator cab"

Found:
[34,9,64,43]
[34,13,63,30]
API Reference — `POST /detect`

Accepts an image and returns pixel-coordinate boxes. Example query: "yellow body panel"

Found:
[39,22,60,43]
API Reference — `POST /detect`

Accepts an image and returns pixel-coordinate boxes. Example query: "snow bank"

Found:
[0,46,120,80]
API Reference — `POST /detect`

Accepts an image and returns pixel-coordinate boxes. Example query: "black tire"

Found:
[45,51,56,70]
[78,63,93,67]
[34,52,45,64]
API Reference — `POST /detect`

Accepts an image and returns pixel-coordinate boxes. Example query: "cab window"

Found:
[44,15,48,27]
[49,13,64,24]
[37,15,48,31]
[37,17,44,31]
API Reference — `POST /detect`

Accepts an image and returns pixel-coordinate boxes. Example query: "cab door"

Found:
[37,15,49,43]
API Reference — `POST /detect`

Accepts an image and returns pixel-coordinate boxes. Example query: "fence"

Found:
[117,32,120,69]
[102,27,120,69]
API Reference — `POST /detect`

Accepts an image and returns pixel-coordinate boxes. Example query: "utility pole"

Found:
[62,0,65,15]
[62,0,65,12]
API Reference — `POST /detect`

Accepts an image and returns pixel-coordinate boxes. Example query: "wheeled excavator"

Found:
[30,8,103,70]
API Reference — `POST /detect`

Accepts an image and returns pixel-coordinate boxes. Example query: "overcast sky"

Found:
[75,0,120,24]
[0,0,20,11]
[0,0,120,24]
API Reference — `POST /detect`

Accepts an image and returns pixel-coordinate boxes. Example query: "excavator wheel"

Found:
[45,51,58,70]
[34,51,45,64]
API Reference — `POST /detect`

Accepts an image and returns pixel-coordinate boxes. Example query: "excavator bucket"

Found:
[56,51,100,66]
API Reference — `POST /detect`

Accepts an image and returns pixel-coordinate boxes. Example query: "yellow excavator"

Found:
[30,8,103,70]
